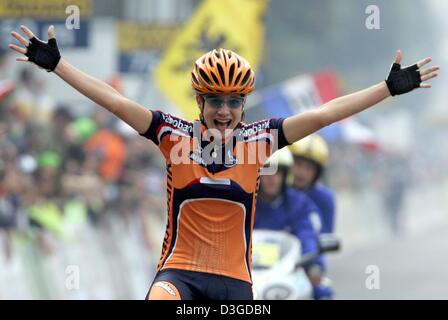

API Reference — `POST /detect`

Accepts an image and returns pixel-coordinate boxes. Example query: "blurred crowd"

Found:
[1,45,447,298]
[0,49,169,298]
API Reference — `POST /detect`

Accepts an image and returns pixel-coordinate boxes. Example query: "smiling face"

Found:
[197,94,245,136]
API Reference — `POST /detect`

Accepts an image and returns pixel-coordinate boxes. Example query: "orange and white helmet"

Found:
[191,48,255,95]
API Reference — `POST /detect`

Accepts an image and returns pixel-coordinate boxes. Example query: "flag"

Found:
[154,0,267,121]
[245,70,380,151]
[0,80,14,101]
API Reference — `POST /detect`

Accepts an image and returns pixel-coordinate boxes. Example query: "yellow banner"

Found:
[0,0,92,18]
[118,22,180,52]
[154,0,267,121]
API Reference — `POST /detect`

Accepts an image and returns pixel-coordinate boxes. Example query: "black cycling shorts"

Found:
[146,268,253,300]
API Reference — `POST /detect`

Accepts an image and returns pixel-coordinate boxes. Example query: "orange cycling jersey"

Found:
[139,110,289,283]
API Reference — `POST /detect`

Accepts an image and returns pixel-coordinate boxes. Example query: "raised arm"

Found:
[9,25,152,134]
[283,50,439,144]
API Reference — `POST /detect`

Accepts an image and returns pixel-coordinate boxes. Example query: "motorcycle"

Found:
[252,230,340,300]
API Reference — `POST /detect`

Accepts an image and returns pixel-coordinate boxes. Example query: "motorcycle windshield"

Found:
[252,230,300,270]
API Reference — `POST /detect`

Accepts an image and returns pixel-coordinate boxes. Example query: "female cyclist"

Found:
[9,25,438,300]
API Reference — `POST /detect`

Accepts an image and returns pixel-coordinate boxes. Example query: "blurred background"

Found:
[0,0,447,299]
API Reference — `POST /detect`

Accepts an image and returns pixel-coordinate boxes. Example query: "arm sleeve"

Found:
[269,118,290,149]
[139,110,192,160]
[241,117,290,167]
[290,197,319,256]
[290,195,326,270]
[319,190,336,234]
[139,110,162,145]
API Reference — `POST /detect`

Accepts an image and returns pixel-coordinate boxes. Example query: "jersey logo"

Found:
[239,120,271,138]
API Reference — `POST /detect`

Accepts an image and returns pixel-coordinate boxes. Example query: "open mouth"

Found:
[214,119,232,131]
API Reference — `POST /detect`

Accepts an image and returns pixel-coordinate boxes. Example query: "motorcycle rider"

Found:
[289,134,335,299]
[254,147,322,299]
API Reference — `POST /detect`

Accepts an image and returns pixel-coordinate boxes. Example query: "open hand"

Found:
[9,25,61,72]
[386,50,439,96]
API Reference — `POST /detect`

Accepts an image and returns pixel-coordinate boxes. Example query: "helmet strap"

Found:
[198,95,207,126]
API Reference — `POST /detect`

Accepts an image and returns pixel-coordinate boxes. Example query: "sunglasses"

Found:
[202,95,245,109]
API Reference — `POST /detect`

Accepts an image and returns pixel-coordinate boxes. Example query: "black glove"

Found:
[25,37,61,72]
[385,63,421,96]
